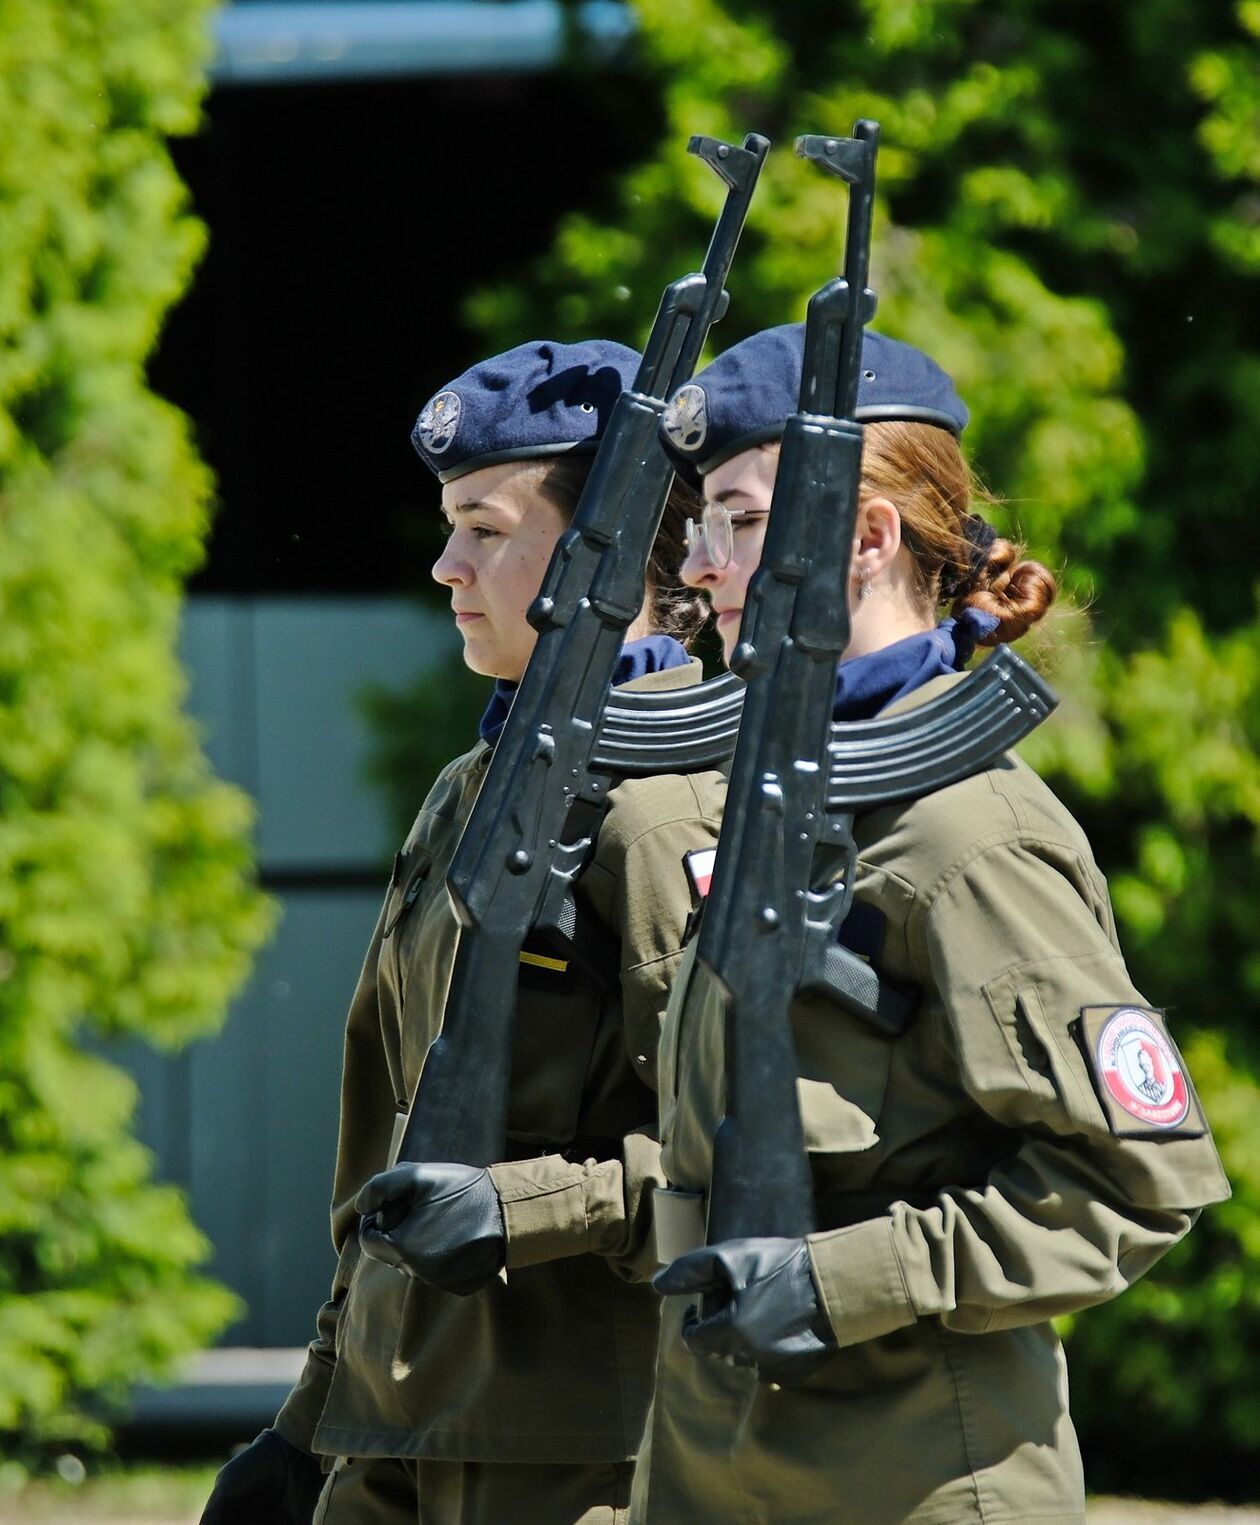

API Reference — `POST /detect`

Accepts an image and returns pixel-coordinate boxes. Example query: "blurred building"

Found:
[126,0,640,1432]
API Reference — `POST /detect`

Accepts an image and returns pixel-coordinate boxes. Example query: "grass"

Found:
[0,1465,1257,1523]
[0,1463,219,1523]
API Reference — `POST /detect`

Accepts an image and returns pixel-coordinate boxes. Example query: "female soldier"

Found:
[629,323,1231,1523]
[200,340,723,1525]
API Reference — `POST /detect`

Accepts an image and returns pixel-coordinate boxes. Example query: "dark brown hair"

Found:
[525,454,710,646]
[859,421,1056,644]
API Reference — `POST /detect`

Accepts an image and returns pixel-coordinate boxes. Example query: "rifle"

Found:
[392,132,770,1174]
[692,122,1057,1249]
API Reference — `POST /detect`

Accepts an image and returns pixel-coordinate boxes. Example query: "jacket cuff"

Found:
[490,1157,590,1269]
[807,1217,919,1348]
[273,1356,334,1454]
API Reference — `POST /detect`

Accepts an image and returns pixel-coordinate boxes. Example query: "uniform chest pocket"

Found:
[383,838,444,1022]
[792,991,895,1155]
[505,951,608,1148]
[657,950,725,1186]
[789,869,914,1155]
[385,859,430,939]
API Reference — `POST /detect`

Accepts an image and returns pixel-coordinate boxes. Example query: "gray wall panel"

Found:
[256,889,384,1344]
[181,600,258,797]
[189,886,384,1346]
[117,595,458,1353]
[251,600,451,872]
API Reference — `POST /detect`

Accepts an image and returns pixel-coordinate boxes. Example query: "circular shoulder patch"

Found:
[1095,1008,1190,1129]
[417,390,462,455]
[662,383,708,453]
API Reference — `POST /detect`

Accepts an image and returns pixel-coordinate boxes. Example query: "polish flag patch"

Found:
[683,848,717,901]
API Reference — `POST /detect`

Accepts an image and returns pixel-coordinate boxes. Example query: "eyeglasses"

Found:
[684,501,737,569]
[685,502,772,570]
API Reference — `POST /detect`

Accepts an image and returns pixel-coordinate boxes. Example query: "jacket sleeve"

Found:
[807,838,1230,1349]
[491,773,721,1282]
[273,901,396,1450]
[491,1128,668,1283]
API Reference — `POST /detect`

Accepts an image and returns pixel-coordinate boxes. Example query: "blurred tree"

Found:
[0,0,273,1457]
[469,0,1260,1498]
[360,649,489,844]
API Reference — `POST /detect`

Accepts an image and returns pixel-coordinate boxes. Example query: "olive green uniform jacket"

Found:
[274,663,722,1464]
[492,673,1231,1520]
[629,673,1231,1524]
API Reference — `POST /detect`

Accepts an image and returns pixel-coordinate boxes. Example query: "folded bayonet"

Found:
[393,133,770,1172]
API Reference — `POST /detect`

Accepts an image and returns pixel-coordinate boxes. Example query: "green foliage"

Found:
[1058,1030,1260,1492]
[0,0,273,1455]
[476,0,1260,1495]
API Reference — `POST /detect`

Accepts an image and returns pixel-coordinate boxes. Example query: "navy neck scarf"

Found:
[832,607,999,722]
[478,634,692,747]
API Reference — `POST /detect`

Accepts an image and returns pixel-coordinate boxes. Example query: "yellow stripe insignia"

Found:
[519,950,569,973]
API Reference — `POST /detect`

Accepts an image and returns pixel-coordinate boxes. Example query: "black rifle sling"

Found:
[395,134,771,1170]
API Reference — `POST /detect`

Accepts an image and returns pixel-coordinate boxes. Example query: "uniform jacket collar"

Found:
[479,638,699,746]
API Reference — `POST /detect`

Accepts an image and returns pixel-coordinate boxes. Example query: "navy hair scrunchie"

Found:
[833,606,1000,722]
[940,514,999,600]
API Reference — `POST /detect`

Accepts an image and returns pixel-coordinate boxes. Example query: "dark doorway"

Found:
[153,68,650,594]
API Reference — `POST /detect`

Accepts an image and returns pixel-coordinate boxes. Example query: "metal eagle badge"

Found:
[417,390,462,455]
[662,384,709,453]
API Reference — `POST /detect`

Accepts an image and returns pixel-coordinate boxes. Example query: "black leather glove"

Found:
[654,1236,837,1385]
[357,1161,506,1296]
[200,1427,324,1525]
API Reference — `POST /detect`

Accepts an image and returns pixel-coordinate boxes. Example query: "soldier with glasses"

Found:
[628,322,1230,1523]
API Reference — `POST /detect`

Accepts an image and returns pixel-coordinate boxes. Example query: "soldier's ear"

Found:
[853,495,901,576]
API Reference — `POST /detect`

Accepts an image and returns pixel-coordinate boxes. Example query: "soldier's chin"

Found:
[458,634,498,678]
[715,610,741,665]
[461,633,527,683]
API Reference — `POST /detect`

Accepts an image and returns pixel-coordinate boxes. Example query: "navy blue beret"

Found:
[660,324,968,476]
[411,339,640,483]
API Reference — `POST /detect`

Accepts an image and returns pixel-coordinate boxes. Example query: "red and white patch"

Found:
[1094,1007,1190,1130]
[683,847,717,901]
